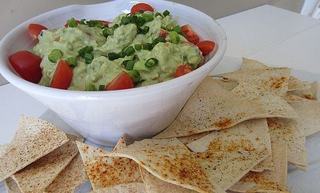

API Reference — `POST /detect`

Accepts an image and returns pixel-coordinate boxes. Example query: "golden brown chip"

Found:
[288,81,318,100]
[109,138,225,193]
[267,118,307,169]
[0,116,69,181]
[155,78,296,139]
[44,154,87,193]
[77,142,141,191]
[187,119,271,190]
[12,139,79,193]
[229,141,288,193]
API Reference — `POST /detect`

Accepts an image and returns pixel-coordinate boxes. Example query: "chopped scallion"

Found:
[145,58,158,68]
[48,49,63,63]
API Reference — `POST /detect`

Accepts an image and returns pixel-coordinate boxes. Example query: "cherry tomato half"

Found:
[28,24,47,39]
[9,50,42,83]
[197,41,216,56]
[131,3,154,14]
[175,64,193,77]
[50,60,73,89]
[106,72,134,90]
[181,24,200,45]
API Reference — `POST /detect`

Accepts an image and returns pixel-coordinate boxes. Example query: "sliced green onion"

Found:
[48,49,63,63]
[122,46,135,56]
[169,31,180,44]
[78,46,93,57]
[142,43,153,51]
[112,24,119,29]
[127,70,141,83]
[133,16,146,27]
[80,19,86,24]
[145,58,158,68]
[84,53,94,64]
[66,57,77,67]
[98,85,105,91]
[67,18,78,28]
[138,26,149,34]
[86,84,97,91]
[122,60,135,70]
[121,16,132,25]
[108,52,120,60]
[102,28,114,37]
[152,37,165,47]
[134,44,142,51]
[163,10,170,17]
[142,13,154,22]
[173,25,182,34]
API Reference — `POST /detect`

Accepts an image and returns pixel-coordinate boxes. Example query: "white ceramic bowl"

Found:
[0,0,226,145]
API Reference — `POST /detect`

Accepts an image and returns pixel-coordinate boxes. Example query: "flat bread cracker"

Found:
[44,154,87,193]
[0,116,68,181]
[5,177,22,193]
[140,167,196,193]
[187,119,271,190]
[230,141,288,193]
[251,155,274,172]
[267,118,307,169]
[177,132,210,145]
[240,58,303,92]
[155,78,296,139]
[288,100,320,137]
[288,81,318,100]
[76,142,142,191]
[90,182,146,193]
[12,139,79,193]
[109,138,224,193]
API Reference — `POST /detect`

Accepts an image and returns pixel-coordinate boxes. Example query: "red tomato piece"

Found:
[175,64,193,78]
[159,29,168,38]
[181,24,200,45]
[131,3,154,14]
[9,50,42,83]
[50,60,73,89]
[106,72,134,91]
[197,41,216,56]
[28,24,47,39]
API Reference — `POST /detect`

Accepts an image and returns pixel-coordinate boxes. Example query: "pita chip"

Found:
[187,119,271,190]
[44,154,87,193]
[230,141,288,193]
[12,139,79,193]
[76,142,142,191]
[177,132,210,145]
[251,155,274,172]
[0,116,68,181]
[288,81,319,100]
[288,100,320,137]
[109,138,225,193]
[155,78,296,139]
[240,58,303,92]
[267,118,307,169]
[140,167,197,193]
[90,182,146,193]
[5,177,22,193]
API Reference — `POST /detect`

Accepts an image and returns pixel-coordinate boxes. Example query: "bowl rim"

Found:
[0,0,227,98]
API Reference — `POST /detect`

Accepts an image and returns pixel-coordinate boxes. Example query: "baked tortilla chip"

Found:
[187,119,271,190]
[0,116,68,181]
[155,78,295,139]
[109,138,225,193]
[12,139,79,193]
[251,155,274,172]
[288,81,318,100]
[240,58,307,92]
[230,141,288,193]
[5,177,21,193]
[267,118,307,169]
[76,142,141,191]
[90,182,146,193]
[44,154,87,193]
[140,167,196,193]
[220,63,290,97]
[288,100,320,137]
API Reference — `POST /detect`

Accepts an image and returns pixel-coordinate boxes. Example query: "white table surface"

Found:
[1,4,320,193]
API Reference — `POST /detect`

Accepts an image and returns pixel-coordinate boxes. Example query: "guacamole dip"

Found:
[10,3,215,90]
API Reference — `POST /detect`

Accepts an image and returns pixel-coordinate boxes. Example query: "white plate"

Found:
[0,56,319,192]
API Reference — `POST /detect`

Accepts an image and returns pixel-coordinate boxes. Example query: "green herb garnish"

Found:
[145,58,158,68]
[108,52,121,60]
[48,49,63,63]
[163,10,170,17]
[66,18,78,28]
